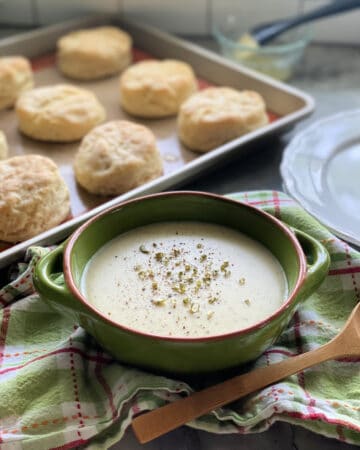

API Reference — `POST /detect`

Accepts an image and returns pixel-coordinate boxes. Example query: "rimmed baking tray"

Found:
[0,14,314,269]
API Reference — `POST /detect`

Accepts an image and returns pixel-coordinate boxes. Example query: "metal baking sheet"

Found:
[0,49,215,227]
[0,15,314,268]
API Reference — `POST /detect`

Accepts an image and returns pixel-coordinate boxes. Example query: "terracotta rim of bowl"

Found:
[64,191,307,343]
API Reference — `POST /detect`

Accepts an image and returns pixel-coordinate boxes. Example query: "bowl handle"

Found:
[34,243,90,318]
[291,227,330,301]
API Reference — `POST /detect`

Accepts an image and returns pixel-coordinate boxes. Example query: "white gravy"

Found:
[82,222,287,338]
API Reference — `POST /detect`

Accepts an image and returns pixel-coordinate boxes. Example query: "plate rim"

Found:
[281,108,360,248]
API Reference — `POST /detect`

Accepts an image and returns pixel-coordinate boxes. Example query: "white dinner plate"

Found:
[281,109,360,247]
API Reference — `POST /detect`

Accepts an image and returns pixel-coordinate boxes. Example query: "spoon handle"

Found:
[132,338,345,443]
[255,0,360,44]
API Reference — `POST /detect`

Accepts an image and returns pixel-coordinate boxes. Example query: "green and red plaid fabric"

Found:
[0,191,359,449]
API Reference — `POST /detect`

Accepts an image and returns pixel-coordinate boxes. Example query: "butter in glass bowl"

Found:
[211,2,312,81]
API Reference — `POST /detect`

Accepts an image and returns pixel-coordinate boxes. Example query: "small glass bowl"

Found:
[212,22,312,81]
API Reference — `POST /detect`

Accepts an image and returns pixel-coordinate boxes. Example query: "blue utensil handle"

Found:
[254,0,360,44]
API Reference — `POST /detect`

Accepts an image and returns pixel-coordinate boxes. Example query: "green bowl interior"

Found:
[69,195,300,296]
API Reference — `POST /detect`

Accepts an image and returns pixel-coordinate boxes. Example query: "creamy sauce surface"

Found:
[82,222,287,337]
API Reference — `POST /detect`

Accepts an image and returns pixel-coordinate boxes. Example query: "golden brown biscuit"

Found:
[120,59,197,118]
[0,155,70,243]
[57,26,132,80]
[74,120,163,195]
[16,84,106,142]
[0,56,33,110]
[177,87,269,152]
[0,131,8,160]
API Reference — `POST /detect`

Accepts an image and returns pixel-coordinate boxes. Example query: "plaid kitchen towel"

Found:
[0,191,359,449]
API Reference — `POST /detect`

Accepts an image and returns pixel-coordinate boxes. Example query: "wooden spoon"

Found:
[132,302,360,443]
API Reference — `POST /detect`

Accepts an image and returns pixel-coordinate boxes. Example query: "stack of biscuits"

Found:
[0,25,269,244]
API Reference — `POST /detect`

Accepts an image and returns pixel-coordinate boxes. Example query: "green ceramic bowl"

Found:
[34,192,329,374]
